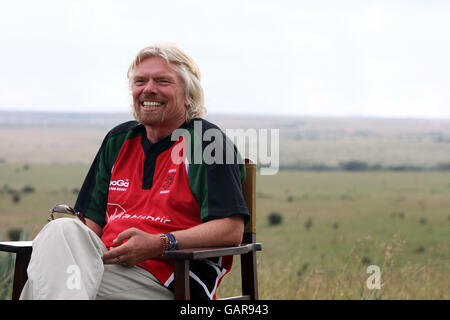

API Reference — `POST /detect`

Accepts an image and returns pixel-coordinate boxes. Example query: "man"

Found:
[20,42,249,300]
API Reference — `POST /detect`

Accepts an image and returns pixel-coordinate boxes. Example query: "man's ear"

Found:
[184,98,191,109]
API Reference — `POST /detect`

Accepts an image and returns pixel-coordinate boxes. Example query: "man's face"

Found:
[131,56,189,129]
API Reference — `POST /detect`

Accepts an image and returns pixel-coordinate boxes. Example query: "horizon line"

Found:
[0,109,449,121]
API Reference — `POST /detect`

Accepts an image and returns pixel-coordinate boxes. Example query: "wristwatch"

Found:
[166,233,179,251]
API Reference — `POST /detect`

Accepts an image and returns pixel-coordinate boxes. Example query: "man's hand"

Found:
[102,215,245,266]
[102,228,161,266]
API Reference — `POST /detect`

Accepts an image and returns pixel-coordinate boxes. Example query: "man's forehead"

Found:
[134,57,178,77]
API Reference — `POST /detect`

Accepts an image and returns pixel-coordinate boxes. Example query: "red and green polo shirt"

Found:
[74,118,249,300]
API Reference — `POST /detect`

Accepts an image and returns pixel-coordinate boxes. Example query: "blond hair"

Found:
[127,42,206,122]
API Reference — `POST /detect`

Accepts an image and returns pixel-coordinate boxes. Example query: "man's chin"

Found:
[135,112,164,127]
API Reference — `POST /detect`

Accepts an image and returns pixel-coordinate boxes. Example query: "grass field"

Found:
[1,163,448,299]
[218,170,450,299]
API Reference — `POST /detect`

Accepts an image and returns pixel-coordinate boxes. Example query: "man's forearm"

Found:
[102,214,245,265]
[172,215,244,249]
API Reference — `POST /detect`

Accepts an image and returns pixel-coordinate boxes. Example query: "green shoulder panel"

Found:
[184,119,247,223]
[75,121,141,227]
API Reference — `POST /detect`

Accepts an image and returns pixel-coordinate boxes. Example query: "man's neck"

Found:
[144,118,186,144]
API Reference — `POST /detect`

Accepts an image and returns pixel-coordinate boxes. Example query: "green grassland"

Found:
[0,113,449,299]
[0,163,88,237]
[1,163,449,299]
[218,170,449,299]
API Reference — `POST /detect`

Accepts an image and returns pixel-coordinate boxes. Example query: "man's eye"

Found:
[134,79,146,85]
[157,78,172,84]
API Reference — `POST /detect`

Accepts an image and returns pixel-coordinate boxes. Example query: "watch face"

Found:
[167,233,179,250]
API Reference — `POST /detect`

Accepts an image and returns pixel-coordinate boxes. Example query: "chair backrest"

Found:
[242,159,256,244]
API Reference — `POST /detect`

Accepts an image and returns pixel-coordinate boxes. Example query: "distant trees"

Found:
[2,184,35,204]
[339,161,369,171]
[433,162,450,170]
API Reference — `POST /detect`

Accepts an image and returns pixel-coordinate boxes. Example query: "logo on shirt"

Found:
[109,179,130,192]
[160,169,176,194]
[106,203,171,224]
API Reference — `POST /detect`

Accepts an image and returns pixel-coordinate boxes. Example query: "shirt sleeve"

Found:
[187,121,250,225]
[73,134,112,228]
[74,121,140,228]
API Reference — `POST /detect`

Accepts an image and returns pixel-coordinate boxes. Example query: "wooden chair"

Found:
[0,159,261,300]
[164,159,262,300]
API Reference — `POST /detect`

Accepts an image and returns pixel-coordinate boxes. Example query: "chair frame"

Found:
[164,159,261,300]
[0,160,261,300]
[0,241,32,300]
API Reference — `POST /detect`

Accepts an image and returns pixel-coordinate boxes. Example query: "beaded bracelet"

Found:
[158,233,169,257]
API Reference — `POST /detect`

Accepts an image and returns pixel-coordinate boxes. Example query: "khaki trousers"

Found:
[19,218,174,300]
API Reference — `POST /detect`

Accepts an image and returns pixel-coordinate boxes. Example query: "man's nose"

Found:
[143,80,157,93]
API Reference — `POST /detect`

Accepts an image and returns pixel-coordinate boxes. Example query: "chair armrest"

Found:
[163,243,262,260]
[0,241,33,254]
[0,241,33,300]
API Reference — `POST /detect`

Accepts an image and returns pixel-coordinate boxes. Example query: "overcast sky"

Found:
[1,0,449,118]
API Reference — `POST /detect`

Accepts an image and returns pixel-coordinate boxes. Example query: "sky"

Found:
[0,0,449,118]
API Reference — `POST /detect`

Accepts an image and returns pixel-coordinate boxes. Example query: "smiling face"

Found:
[131,56,189,132]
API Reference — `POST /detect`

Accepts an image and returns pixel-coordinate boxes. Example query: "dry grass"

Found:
[217,171,450,300]
[1,164,449,300]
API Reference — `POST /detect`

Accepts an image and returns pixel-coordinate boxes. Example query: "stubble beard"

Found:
[131,102,165,126]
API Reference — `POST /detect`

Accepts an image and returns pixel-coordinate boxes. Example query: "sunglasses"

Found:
[48,204,86,225]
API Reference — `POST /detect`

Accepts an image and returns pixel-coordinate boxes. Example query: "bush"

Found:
[22,185,35,193]
[305,217,313,230]
[11,193,21,204]
[7,227,27,241]
[7,228,22,241]
[268,212,283,226]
